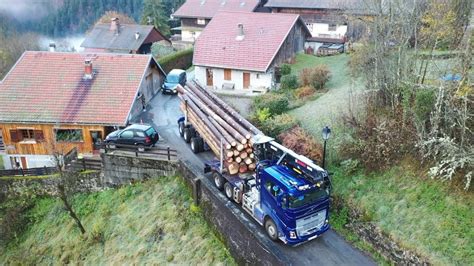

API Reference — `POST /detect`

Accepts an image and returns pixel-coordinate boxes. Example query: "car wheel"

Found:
[224,182,233,200]
[213,172,224,190]
[137,144,145,152]
[265,218,279,241]
[107,142,116,149]
[178,122,185,137]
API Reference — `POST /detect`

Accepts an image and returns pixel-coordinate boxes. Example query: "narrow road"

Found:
[136,92,376,266]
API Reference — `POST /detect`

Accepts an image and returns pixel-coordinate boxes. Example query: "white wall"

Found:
[309,23,347,39]
[1,154,56,170]
[182,30,202,42]
[194,66,272,93]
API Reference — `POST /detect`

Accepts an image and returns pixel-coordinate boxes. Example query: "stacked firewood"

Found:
[178,81,263,175]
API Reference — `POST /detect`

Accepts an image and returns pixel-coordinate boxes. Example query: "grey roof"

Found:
[81,24,166,51]
[265,0,363,10]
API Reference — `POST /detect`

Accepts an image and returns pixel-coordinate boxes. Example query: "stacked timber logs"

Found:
[178,81,258,175]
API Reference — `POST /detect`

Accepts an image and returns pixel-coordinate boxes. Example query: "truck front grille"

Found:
[296,209,326,237]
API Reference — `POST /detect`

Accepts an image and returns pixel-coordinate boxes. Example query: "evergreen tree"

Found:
[141,0,170,36]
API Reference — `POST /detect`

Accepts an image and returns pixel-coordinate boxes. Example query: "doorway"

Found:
[243,72,250,89]
[206,68,213,87]
[90,131,103,154]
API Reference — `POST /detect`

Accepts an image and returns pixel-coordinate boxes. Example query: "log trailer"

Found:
[177,82,331,246]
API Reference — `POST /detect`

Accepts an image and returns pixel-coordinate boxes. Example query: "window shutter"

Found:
[10,129,20,142]
[34,130,45,142]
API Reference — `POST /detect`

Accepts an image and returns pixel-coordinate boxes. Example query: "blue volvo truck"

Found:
[178,117,332,246]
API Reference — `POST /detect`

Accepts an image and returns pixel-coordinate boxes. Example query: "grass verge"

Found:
[1,176,235,265]
[331,161,474,265]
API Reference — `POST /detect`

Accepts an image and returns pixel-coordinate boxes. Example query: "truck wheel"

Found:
[190,137,200,154]
[178,122,185,137]
[183,128,192,143]
[265,218,279,241]
[198,138,205,152]
[224,182,233,200]
[213,172,224,190]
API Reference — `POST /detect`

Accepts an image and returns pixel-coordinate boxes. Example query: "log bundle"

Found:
[178,81,258,175]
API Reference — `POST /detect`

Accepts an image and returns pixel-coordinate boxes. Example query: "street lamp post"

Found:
[322,126,331,169]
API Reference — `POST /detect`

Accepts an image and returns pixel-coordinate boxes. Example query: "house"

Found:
[264,0,370,52]
[0,51,166,170]
[81,18,171,54]
[172,0,261,43]
[193,11,310,93]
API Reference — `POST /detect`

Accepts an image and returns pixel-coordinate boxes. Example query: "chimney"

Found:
[110,17,120,34]
[49,42,56,52]
[84,59,93,79]
[236,23,245,41]
[135,32,140,40]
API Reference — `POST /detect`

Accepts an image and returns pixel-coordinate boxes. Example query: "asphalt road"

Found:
[136,92,376,266]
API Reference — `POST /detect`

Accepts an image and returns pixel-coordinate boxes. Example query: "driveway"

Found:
[137,92,376,266]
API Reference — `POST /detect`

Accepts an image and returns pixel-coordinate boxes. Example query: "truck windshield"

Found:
[288,189,328,209]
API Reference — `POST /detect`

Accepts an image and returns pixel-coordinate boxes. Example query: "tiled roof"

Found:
[0,51,152,126]
[173,0,260,19]
[193,11,307,72]
[265,0,359,9]
[81,24,168,51]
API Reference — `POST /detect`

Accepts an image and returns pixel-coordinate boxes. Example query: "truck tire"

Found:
[190,137,200,154]
[178,122,185,137]
[213,172,224,190]
[224,182,233,200]
[198,138,205,152]
[183,128,192,143]
[265,218,279,241]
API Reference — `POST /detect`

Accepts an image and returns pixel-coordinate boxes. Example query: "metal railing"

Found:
[0,166,57,177]
[101,143,178,161]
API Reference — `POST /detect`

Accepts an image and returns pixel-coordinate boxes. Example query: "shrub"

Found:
[280,64,292,75]
[295,86,316,99]
[261,114,298,138]
[300,65,331,90]
[151,42,175,58]
[414,89,436,122]
[280,74,299,90]
[278,126,323,162]
[252,93,289,116]
[157,48,193,73]
[256,108,271,124]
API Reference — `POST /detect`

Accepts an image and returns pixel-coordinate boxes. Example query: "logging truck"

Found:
[176,82,331,246]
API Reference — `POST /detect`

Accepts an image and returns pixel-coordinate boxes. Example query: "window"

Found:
[55,129,83,142]
[197,18,206,25]
[20,129,34,140]
[328,24,337,31]
[136,131,145,137]
[120,130,134,139]
[10,129,44,142]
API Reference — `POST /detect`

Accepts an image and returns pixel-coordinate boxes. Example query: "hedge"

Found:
[157,48,194,73]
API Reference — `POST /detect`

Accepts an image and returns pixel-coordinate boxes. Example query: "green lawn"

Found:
[331,163,474,265]
[1,176,235,265]
[290,53,352,90]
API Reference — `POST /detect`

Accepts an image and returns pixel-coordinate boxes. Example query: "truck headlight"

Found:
[289,231,297,239]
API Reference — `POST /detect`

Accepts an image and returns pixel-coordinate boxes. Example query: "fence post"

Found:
[44,166,48,175]
[82,158,86,171]
[20,167,25,176]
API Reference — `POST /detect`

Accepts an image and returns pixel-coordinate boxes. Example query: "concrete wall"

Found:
[1,154,56,170]
[182,30,203,42]
[194,66,272,92]
[310,23,347,39]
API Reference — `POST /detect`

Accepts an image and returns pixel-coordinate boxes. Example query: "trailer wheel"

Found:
[198,138,205,152]
[213,172,224,190]
[265,218,279,241]
[178,122,185,137]
[224,182,233,200]
[190,137,200,154]
[183,128,192,143]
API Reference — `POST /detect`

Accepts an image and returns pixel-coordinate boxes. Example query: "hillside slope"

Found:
[1,176,234,265]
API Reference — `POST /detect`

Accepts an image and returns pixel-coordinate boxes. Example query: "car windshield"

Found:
[288,189,328,209]
[145,127,156,136]
[166,74,179,83]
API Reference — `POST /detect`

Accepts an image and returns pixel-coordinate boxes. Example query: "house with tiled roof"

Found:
[193,11,310,93]
[172,0,261,43]
[81,18,171,54]
[0,51,165,169]
[265,0,372,53]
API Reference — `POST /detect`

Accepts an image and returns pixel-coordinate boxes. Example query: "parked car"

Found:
[162,69,186,94]
[105,124,159,150]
